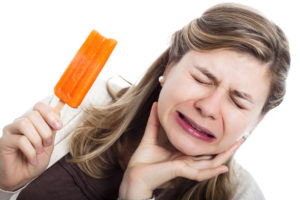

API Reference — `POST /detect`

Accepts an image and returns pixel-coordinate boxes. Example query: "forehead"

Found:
[179,49,271,103]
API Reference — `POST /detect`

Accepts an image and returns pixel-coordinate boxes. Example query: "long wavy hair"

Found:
[69,3,290,200]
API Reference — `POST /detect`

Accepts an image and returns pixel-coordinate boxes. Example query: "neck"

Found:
[118,126,178,170]
[157,127,178,153]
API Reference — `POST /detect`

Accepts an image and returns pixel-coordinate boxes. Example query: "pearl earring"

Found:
[158,76,165,84]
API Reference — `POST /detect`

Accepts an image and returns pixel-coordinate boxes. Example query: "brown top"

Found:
[15,153,265,200]
[17,154,124,200]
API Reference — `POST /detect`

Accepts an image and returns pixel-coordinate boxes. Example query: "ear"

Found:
[162,61,173,77]
[159,62,173,87]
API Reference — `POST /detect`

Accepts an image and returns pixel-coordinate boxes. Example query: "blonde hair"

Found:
[69,3,290,199]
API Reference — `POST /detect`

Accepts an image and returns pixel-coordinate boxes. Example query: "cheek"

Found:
[219,109,252,151]
[157,77,189,120]
[157,78,204,123]
[157,87,178,130]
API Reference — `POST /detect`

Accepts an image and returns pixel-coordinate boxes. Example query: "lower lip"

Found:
[175,112,215,142]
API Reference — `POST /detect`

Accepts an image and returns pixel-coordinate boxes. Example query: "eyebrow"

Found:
[195,66,254,104]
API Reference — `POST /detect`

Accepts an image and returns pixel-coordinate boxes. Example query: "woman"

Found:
[0,3,290,200]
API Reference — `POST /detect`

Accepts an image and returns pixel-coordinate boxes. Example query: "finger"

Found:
[210,139,243,167]
[144,160,227,190]
[141,102,160,145]
[187,166,228,181]
[26,110,54,147]
[180,140,242,170]
[172,159,228,181]
[4,134,38,166]
[33,102,62,130]
[9,118,43,153]
[192,155,214,161]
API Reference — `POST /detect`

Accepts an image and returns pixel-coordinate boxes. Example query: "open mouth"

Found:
[176,111,216,142]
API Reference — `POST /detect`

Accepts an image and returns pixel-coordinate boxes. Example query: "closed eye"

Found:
[193,76,213,85]
[231,97,245,109]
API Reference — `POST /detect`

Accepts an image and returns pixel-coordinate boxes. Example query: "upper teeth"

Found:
[183,116,214,138]
[184,117,203,132]
[190,121,202,132]
[180,112,214,137]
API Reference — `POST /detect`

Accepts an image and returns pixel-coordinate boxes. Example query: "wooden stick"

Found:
[54,99,65,113]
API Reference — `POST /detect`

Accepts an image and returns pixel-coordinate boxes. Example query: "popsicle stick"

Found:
[54,99,65,113]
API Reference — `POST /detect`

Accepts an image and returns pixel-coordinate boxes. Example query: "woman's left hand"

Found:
[118,102,242,200]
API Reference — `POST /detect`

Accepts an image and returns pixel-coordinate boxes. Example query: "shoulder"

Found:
[231,161,265,200]
[79,76,131,109]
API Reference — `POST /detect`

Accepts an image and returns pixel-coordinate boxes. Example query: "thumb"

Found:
[141,102,160,145]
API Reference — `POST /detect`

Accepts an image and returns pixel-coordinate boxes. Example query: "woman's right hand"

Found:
[0,102,62,191]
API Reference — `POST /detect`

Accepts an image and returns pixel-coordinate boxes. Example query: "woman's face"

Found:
[157,49,270,155]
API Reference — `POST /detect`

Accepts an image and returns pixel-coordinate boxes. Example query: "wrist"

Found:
[119,171,153,200]
[0,182,18,192]
[0,183,23,192]
[119,183,153,200]
[117,195,155,200]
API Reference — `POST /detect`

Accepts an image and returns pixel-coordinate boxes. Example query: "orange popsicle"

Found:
[54,30,117,109]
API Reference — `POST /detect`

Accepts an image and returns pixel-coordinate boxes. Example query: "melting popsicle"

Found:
[54,30,117,110]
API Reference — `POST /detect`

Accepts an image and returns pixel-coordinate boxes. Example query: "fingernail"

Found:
[220,167,228,173]
[53,121,62,129]
[45,139,52,146]
[31,158,38,166]
[237,134,248,144]
[241,135,248,143]
[37,146,44,154]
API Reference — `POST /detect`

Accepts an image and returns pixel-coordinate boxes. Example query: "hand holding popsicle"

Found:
[0,30,117,191]
[0,102,62,191]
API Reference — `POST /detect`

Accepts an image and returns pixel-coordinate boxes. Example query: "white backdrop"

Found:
[0,0,299,199]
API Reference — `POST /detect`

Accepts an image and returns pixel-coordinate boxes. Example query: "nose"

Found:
[194,88,225,120]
